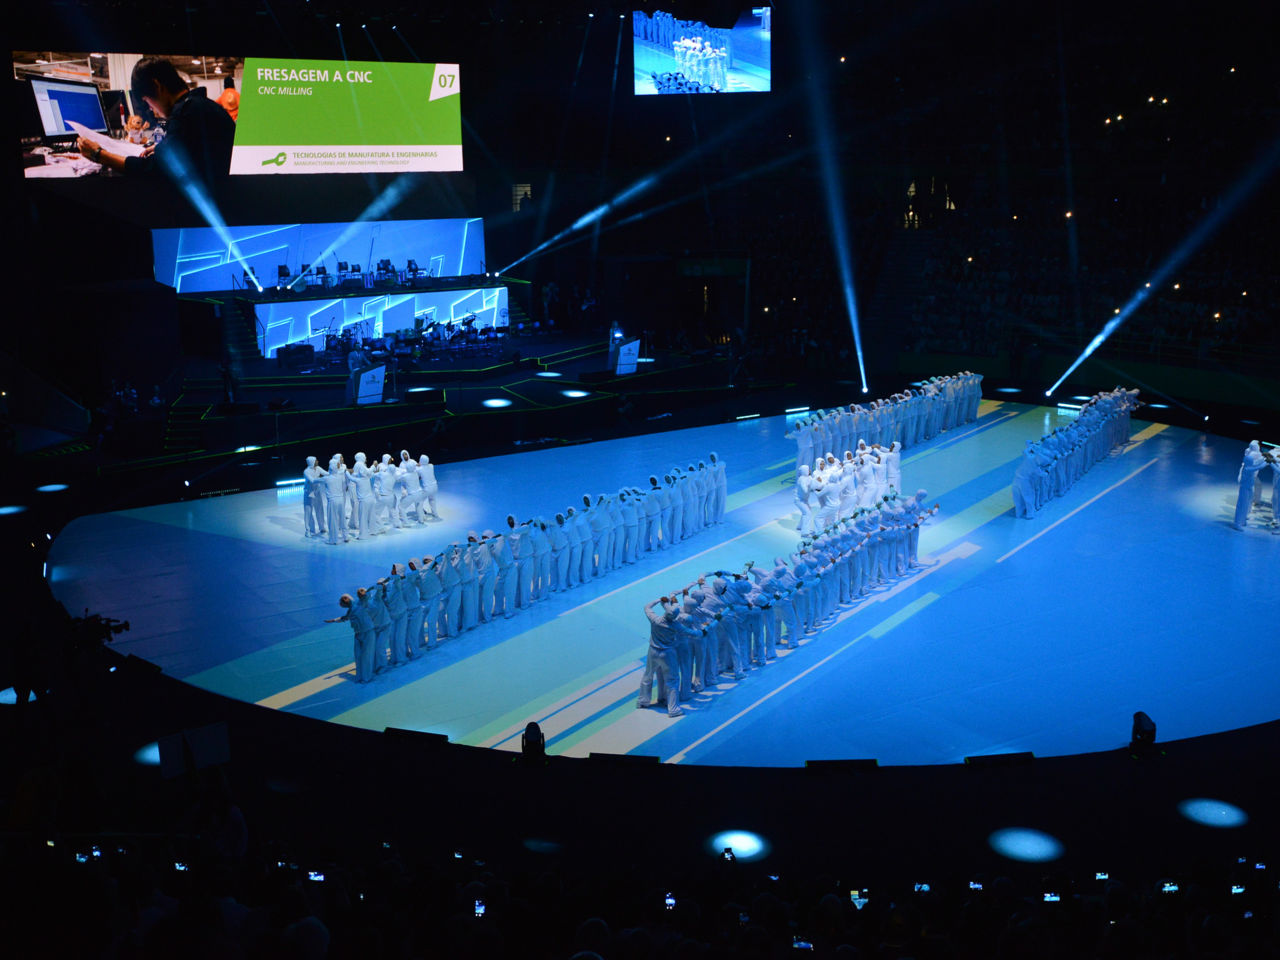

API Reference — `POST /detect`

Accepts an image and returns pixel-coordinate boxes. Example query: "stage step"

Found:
[163,401,209,452]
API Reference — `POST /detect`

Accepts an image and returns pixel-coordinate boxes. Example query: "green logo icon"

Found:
[261,151,288,167]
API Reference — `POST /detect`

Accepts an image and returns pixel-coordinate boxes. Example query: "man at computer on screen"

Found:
[75,57,234,187]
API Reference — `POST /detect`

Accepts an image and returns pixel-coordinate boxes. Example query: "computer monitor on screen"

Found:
[26,76,110,142]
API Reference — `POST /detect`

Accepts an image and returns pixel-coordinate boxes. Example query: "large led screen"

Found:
[16,53,463,179]
[632,7,772,95]
[232,58,461,174]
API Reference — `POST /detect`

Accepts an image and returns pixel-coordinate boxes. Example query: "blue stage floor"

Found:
[48,401,1280,767]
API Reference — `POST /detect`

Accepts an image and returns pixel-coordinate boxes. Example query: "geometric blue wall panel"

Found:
[254,286,508,357]
[152,218,485,294]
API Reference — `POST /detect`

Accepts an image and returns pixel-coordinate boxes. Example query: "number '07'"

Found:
[437,73,456,88]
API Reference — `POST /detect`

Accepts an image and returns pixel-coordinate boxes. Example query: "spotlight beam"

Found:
[499,94,795,274]
[1047,134,1280,396]
[287,175,418,289]
[159,143,261,291]
[800,0,867,393]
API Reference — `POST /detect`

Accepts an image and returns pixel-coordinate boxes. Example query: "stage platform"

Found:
[48,401,1280,767]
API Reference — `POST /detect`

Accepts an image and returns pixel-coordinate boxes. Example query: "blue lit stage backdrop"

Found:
[633,7,772,95]
[152,218,485,294]
[255,287,508,357]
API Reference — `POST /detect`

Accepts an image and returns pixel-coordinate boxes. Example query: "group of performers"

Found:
[793,444,904,536]
[302,451,440,544]
[639,490,940,716]
[1234,440,1280,532]
[784,372,984,479]
[1010,388,1140,519]
[635,11,733,92]
[325,452,730,682]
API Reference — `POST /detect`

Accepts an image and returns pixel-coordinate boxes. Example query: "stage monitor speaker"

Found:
[406,387,444,404]
[964,751,1035,768]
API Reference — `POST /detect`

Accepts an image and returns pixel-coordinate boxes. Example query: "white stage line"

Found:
[667,591,943,764]
[996,457,1159,564]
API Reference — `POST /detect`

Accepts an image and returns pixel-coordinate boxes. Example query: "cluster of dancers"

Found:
[1234,440,1280,532]
[1011,388,1141,519]
[639,490,941,717]
[793,445,904,537]
[784,372,984,479]
[326,452,730,682]
[301,452,440,545]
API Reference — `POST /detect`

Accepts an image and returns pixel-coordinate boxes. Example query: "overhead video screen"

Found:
[16,52,463,179]
[232,58,462,174]
[632,7,772,95]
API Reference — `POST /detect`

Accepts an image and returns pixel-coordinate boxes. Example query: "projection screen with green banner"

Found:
[229,58,462,175]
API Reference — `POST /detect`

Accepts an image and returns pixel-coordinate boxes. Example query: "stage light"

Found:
[1179,798,1247,828]
[36,483,68,493]
[275,478,305,487]
[1105,118,1111,124]
[183,480,190,487]
[996,387,1021,394]
[561,390,589,398]
[483,398,512,408]
[1214,312,1221,319]
[967,256,973,262]
[0,687,37,705]
[536,371,562,378]
[0,505,28,515]
[1203,415,1210,421]
[1065,210,1073,218]
[1162,97,1168,103]
[133,742,161,766]
[1145,282,1151,288]
[989,828,1063,862]
[1115,115,1122,121]
[708,830,767,861]
[861,386,869,394]
[785,406,810,414]
[1148,403,1169,409]
[1046,132,1280,398]
[735,413,760,421]
[1148,96,1154,102]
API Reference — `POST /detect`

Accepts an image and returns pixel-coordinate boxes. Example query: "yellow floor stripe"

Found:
[257,663,354,709]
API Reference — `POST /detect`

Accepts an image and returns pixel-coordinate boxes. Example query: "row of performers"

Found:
[785,372,984,478]
[325,452,728,681]
[1011,388,1140,519]
[639,491,940,716]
